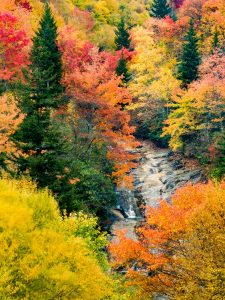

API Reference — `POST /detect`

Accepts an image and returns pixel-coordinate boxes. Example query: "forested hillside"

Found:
[0,0,224,299]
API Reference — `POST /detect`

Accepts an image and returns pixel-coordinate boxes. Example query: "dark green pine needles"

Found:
[212,29,219,49]
[12,4,116,219]
[115,16,131,50]
[150,0,171,19]
[30,3,63,102]
[115,17,131,84]
[116,54,130,83]
[12,3,66,188]
[213,133,225,180]
[177,20,200,87]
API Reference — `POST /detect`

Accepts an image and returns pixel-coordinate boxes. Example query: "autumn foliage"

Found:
[0,0,225,298]
[0,178,112,299]
[60,29,139,187]
[0,12,29,81]
[110,181,225,299]
[163,50,225,151]
[0,93,23,154]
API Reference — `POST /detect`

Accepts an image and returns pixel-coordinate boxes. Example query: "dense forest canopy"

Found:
[0,0,225,299]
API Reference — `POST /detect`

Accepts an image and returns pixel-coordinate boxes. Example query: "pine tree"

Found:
[212,29,219,49]
[150,0,172,19]
[30,3,63,102]
[12,3,66,189]
[212,133,225,180]
[177,20,200,86]
[115,17,131,50]
[116,54,130,83]
[115,17,131,86]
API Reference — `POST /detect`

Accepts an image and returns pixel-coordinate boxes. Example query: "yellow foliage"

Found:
[162,60,225,151]
[91,23,116,50]
[94,0,119,23]
[161,89,201,150]
[201,0,225,52]
[72,0,96,10]
[110,182,225,299]
[126,0,149,25]
[0,93,24,154]
[0,178,112,299]
[129,26,180,106]
[171,182,225,299]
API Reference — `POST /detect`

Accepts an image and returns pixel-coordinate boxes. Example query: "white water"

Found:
[111,141,202,240]
[111,141,202,299]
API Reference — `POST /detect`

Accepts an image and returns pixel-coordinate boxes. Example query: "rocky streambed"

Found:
[111,141,203,241]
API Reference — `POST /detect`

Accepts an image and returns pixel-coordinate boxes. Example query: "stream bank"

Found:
[111,141,203,241]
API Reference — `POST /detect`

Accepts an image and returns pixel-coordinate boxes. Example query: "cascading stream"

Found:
[111,141,202,241]
[110,141,203,299]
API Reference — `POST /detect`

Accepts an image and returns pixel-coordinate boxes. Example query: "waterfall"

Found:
[111,141,202,300]
[127,204,136,218]
[111,141,202,240]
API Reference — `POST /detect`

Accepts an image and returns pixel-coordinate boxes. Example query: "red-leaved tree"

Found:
[0,12,29,81]
[60,28,139,187]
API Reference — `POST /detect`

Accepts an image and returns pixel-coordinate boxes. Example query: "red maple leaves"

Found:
[0,12,29,81]
[59,28,139,187]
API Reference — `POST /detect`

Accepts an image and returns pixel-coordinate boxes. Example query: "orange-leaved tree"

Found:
[0,93,24,155]
[110,181,225,299]
[60,27,139,187]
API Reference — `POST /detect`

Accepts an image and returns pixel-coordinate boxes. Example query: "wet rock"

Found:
[149,167,158,174]
[171,159,183,170]
[111,209,126,220]
[189,169,201,179]
[165,182,176,191]
[111,141,203,242]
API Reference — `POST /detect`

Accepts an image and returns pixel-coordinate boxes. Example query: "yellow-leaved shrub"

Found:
[0,178,112,299]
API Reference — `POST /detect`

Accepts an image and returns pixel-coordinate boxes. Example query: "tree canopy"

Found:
[0,1,225,298]
[0,178,112,299]
[110,181,225,299]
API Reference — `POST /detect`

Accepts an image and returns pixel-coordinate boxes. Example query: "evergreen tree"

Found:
[116,53,130,83]
[30,3,63,102]
[212,29,219,49]
[11,4,116,219]
[115,17,131,50]
[212,133,225,180]
[150,0,172,19]
[115,17,131,87]
[12,3,66,189]
[177,20,200,86]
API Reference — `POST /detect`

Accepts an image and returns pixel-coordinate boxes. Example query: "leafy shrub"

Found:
[0,178,112,299]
